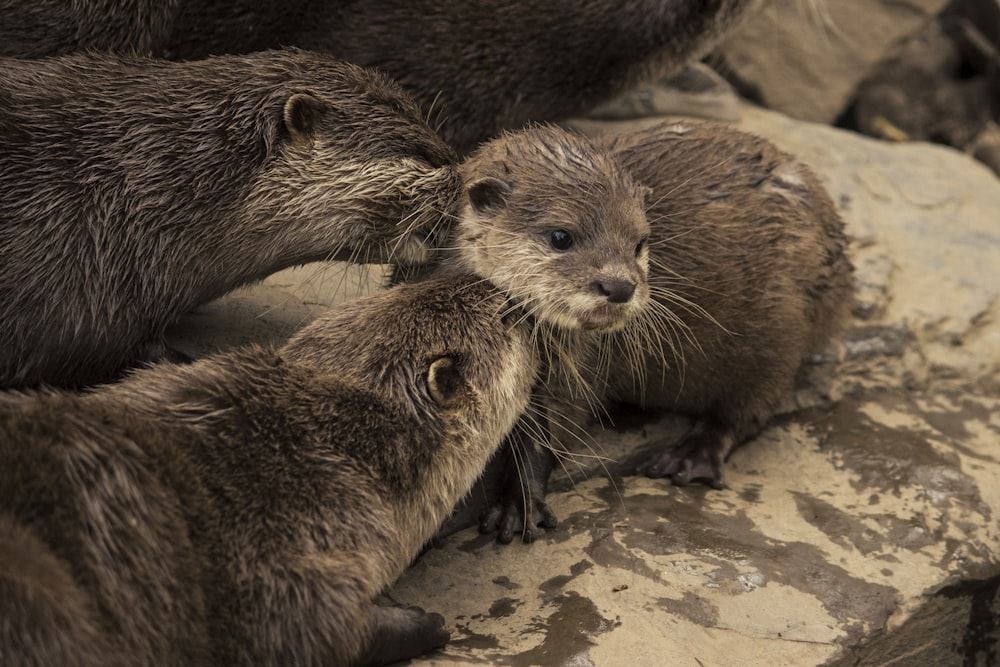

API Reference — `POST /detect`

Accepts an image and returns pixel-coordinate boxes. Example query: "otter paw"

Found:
[358,605,450,667]
[636,437,726,489]
[479,498,558,544]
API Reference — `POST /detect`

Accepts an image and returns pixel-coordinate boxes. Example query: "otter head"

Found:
[456,126,651,332]
[282,275,538,468]
[249,52,461,268]
[279,274,536,571]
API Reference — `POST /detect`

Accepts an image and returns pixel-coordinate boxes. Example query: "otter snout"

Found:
[593,279,636,304]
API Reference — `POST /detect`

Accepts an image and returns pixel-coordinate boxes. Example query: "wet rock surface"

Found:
[166,106,1000,664]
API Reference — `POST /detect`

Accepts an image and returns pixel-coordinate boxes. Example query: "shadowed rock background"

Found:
[166,1,1000,663]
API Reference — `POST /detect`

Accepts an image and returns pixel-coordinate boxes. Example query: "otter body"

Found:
[602,121,853,481]
[0,275,537,666]
[165,0,754,153]
[0,0,179,57]
[1,0,755,154]
[174,0,755,153]
[429,121,853,540]
[0,50,458,388]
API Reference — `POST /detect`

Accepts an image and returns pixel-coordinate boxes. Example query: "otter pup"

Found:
[420,121,853,541]
[0,50,459,388]
[0,275,538,666]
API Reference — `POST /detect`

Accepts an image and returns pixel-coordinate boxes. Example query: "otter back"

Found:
[165,0,754,153]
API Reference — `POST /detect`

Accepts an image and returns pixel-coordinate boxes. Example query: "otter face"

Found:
[280,275,537,571]
[282,276,537,452]
[456,128,651,333]
[250,58,461,268]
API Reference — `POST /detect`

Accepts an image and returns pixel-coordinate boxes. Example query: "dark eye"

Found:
[549,229,573,251]
[635,238,648,257]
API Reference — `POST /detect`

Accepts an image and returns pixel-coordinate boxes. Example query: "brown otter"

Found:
[417,121,853,541]
[1,1,759,152]
[0,0,757,153]
[0,2,758,152]
[0,274,538,666]
[161,0,755,154]
[0,50,459,389]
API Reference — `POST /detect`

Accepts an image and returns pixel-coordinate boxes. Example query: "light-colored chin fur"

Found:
[534,290,650,332]
[580,317,630,333]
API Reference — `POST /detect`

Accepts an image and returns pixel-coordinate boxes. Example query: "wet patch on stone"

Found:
[492,575,521,591]
[510,591,617,667]
[806,397,988,521]
[841,324,911,360]
[448,624,502,651]
[738,482,763,504]
[792,492,937,555]
[657,591,721,627]
[559,478,897,639]
[488,597,521,619]
[539,559,593,598]
[934,537,996,580]
[910,392,1000,462]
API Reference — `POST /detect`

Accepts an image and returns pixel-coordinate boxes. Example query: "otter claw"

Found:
[480,498,557,544]
[637,432,727,489]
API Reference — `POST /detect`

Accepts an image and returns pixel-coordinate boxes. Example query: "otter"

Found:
[2,1,755,155]
[0,50,459,389]
[414,121,853,542]
[163,0,756,153]
[0,274,538,666]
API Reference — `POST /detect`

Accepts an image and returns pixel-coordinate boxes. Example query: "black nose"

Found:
[593,279,636,304]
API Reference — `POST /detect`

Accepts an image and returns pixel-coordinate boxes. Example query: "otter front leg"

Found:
[225,556,449,666]
[479,419,558,544]
[355,605,450,667]
[636,416,737,489]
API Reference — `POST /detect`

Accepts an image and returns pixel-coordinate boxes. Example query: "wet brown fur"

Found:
[0,0,180,57]
[602,121,854,477]
[0,1,754,155]
[0,50,460,388]
[165,0,754,153]
[0,275,538,666]
[428,121,853,537]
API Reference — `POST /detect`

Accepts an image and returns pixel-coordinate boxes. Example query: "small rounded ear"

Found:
[467,177,511,213]
[638,184,654,207]
[283,93,327,143]
[426,356,465,406]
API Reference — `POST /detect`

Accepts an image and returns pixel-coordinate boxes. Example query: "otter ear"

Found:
[283,93,327,142]
[638,184,654,207]
[426,356,465,406]
[467,177,511,213]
